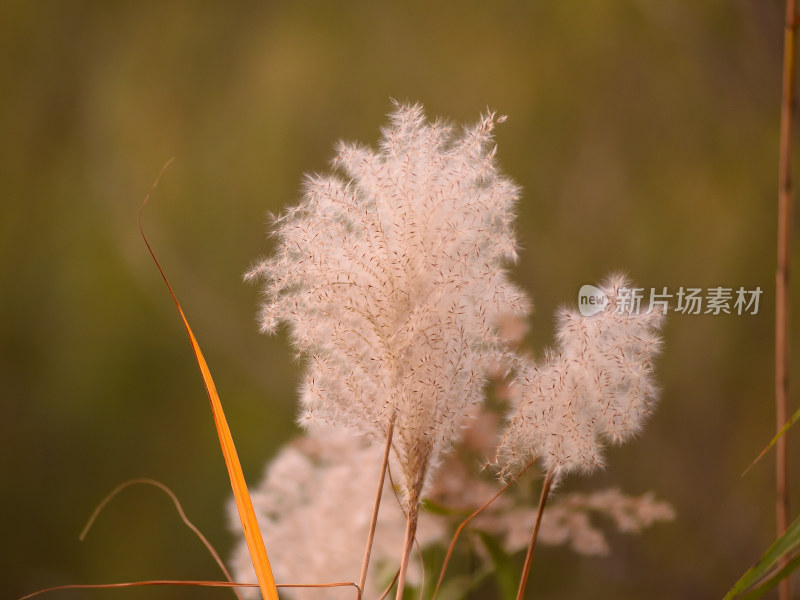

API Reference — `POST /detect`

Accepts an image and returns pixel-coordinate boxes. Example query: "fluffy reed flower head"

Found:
[247,103,529,506]
[495,275,663,480]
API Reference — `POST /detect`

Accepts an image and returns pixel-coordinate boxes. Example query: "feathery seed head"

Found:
[247,103,530,507]
[495,275,663,480]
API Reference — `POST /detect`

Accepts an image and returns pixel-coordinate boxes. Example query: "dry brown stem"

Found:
[358,414,396,599]
[395,500,420,600]
[777,1,797,599]
[515,470,554,600]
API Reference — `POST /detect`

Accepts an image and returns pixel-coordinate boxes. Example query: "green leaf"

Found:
[477,530,519,600]
[735,552,800,600]
[422,498,473,517]
[723,513,800,599]
[434,575,473,600]
[743,404,800,475]
[434,568,492,600]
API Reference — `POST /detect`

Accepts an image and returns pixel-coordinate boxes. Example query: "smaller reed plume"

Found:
[496,275,663,481]
[494,275,663,598]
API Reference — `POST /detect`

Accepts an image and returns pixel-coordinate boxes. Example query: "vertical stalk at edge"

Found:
[777,2,797,599]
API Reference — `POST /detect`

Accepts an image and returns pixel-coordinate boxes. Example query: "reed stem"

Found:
[395,501,419,600]
[358,414,396,599]
[515,471,554,600]
[776,1,797,598]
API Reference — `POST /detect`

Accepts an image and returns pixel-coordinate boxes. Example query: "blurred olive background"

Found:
[2,1,799,599]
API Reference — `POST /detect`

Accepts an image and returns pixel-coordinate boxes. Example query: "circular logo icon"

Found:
[578,284,608,316]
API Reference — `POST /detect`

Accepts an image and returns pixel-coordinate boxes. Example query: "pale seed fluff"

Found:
[246,103,530,508]
[227,428,445,600]
[483,488,675,557]
[496,275,663,480]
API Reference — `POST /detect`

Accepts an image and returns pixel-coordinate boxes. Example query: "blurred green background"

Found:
[2,1,799,598]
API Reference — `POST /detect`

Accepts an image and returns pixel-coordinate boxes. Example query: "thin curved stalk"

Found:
[515,470,554,600]
[432,459,537,600]
[18,580,358,600]
[80,478,242,600]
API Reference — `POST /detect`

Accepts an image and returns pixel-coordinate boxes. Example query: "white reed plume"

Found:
[246,102,529,512]
[496,275,663,480]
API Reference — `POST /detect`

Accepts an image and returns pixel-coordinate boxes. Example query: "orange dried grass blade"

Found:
[138,159,279,600]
